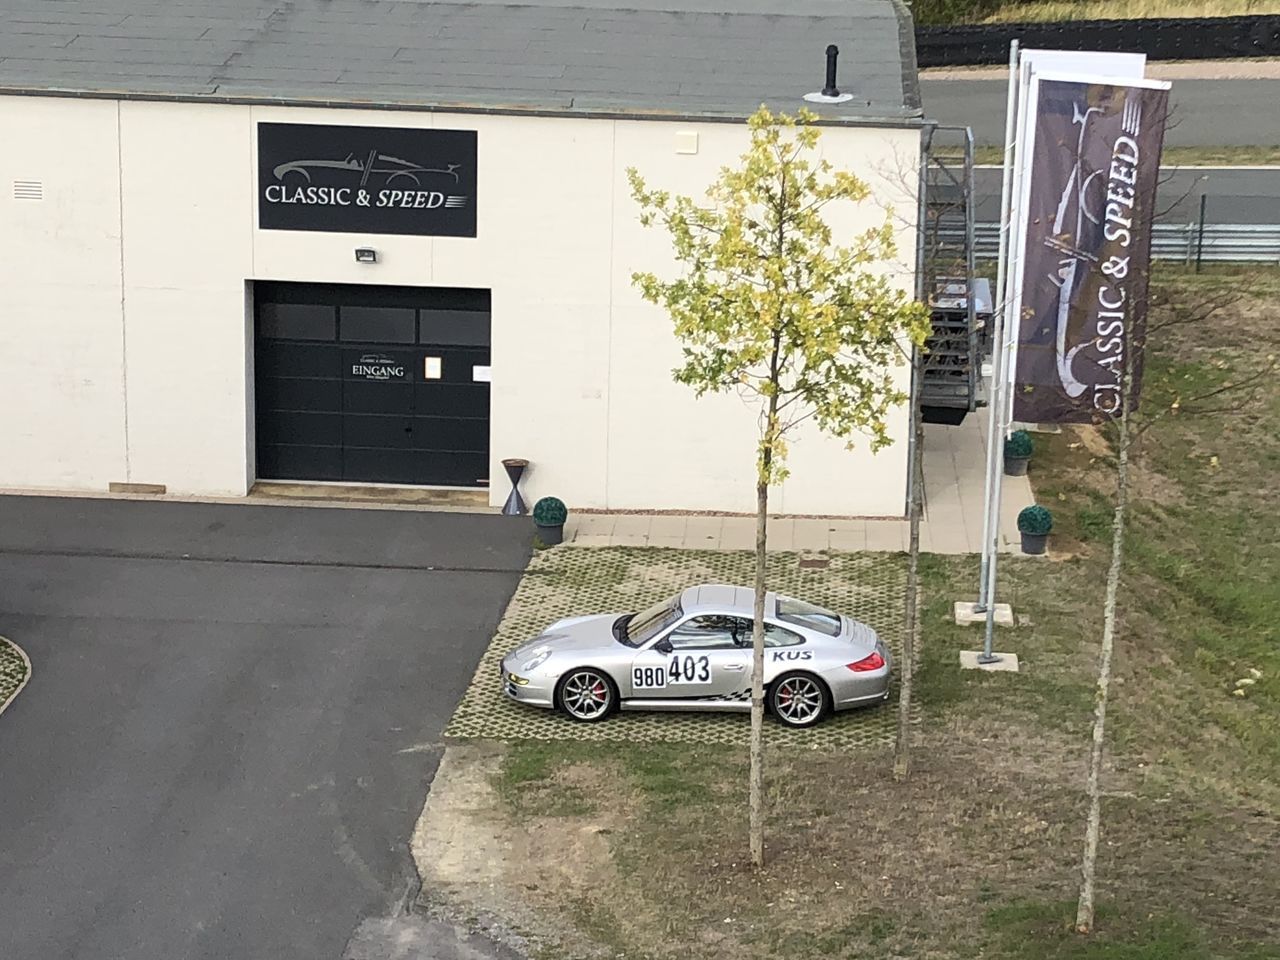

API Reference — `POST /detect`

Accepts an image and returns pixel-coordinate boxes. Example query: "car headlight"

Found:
[522,647,552,672]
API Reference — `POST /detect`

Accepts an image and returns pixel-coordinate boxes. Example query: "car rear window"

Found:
[774,597,842,637]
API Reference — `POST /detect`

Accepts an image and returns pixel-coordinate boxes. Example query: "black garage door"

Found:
[255,281,491,487]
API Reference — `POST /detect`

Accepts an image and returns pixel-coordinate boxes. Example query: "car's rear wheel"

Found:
[556,668,616,723]
[768,672,831,728]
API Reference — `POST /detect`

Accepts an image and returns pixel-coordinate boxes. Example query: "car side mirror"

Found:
[654,638,674,655]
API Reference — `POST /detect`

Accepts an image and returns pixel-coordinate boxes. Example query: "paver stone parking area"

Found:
[446,545,917,750]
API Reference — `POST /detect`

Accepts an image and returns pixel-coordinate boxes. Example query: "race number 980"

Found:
[633,655,711,689]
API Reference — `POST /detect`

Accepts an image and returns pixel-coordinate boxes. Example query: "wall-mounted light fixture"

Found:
[355,247,378,263]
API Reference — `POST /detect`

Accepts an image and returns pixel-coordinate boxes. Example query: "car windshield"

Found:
[774,596,843,636]
[619,595,683,647]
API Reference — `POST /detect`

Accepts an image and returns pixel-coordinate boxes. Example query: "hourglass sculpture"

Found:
[501,458,529,516]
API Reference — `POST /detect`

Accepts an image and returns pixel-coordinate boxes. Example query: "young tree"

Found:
[629,106,930,868]
[1074,314,1136,935]
[1074,277,1277,933]
[895,346,925,783]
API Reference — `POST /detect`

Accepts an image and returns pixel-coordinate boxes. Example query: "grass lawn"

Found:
[0,636,31,711]
[912,0,1280,25]
[475,268,1280,960]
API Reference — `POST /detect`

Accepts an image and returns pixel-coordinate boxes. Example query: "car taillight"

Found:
[846,651,885,672]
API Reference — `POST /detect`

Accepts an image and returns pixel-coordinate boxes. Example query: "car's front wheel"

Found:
[769,672,831,728]
[556,668,616,723]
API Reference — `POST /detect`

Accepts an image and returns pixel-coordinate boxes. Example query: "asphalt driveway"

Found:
[0,495,529,960]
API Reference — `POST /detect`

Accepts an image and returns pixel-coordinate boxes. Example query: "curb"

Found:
[0,485,500,517]
[0,635,32,716]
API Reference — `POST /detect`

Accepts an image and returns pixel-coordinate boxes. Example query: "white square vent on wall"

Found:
[13,180,43,200]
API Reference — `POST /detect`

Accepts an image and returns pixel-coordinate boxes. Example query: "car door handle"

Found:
[724,664,745,671]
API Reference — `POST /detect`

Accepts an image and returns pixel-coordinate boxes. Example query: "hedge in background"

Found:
[917,14,1280,65]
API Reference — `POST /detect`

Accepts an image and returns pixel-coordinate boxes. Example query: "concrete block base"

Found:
[1012,421,1062,434]
[960,651,1021,672]
[953,600,1014,626]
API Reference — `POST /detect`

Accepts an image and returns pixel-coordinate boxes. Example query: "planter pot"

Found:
[535,522,564,546]
[1020,532,1048,555]
[1004,454,1029,477]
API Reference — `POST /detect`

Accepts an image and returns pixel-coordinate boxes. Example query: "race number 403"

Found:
[633,655,711,689]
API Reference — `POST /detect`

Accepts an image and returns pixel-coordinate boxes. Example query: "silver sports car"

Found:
[500,584,891,728]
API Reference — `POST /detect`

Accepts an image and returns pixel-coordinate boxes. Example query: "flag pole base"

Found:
[954,601,1014,627]
[961,651,1021,672]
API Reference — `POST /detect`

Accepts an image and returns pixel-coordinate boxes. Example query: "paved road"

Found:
[969,166,1280,224]
[921,77,1280,148]
[0,496,529,960]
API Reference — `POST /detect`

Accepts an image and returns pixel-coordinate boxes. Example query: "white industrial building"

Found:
[0,0,925,516]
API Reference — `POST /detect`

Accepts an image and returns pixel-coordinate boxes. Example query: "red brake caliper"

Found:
[780,685,792,705]
[593,682,605,701]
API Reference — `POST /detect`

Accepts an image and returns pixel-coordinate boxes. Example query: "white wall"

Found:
[247,105,921,516]
[604,120,920,518]
[118,101,255,495]
[249,108,620,509]
[0,98,127,490]
[0,94,919,515]
[0,97,254,495]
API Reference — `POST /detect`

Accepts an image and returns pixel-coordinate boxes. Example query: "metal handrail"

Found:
[949,223,1280,264]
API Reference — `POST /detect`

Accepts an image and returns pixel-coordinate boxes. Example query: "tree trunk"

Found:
[1075,349,1134,933]
[894,348,925,781]
[749,475,769,869]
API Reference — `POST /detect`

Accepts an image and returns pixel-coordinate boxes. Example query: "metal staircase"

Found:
[918,126,988,426]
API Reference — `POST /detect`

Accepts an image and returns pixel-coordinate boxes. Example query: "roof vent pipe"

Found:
[804,45,854,105]
[822,44,840,98]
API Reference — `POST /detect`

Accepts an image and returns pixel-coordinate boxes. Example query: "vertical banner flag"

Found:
[1010,75,1169,423]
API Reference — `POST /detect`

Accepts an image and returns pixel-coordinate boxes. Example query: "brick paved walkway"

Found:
[564,421,1035,554]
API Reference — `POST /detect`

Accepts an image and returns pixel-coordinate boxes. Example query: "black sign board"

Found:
[345,351,413,382]
[1012,80,1168,423]
[257,123,477,237]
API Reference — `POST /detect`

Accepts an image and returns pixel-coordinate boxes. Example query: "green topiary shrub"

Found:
[1017,504,1053,536]
[533,496,568,526]
[1004,429,1034,459]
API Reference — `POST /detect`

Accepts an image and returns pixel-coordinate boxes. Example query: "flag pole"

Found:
[976,40,1024,663]
[976,39,1020,614]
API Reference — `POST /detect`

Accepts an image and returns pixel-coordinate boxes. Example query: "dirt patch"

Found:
[507,762,633,923]
[413,743,635,959]
[1072,424,1111,462]
[413,743,515,894]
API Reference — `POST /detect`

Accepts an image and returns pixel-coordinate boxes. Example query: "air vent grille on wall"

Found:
[13,180,43,200]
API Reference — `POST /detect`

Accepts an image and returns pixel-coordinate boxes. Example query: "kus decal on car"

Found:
[771,650,813,662]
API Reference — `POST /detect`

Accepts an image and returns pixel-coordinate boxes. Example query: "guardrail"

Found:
[952,223,1280,264]
[917,14,1280,67]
